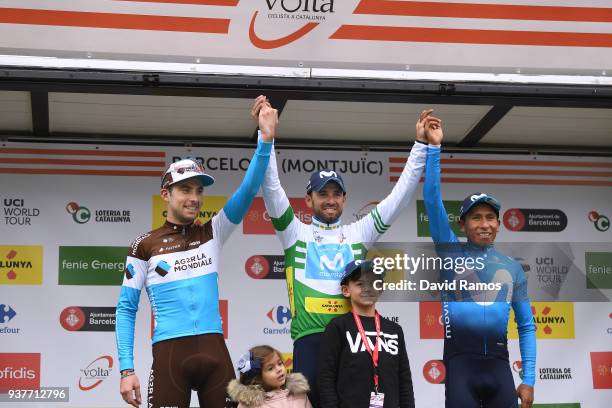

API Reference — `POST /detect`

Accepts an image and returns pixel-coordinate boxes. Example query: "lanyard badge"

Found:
[352,310,383,393]
[369,391,385,407]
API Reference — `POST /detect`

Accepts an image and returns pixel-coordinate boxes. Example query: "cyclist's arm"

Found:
[351,142,427,242]
[115,243,147,372]
[512,264,536,387]
[261,136,300,247]
[212,138,272,244]
[423,145,458,244]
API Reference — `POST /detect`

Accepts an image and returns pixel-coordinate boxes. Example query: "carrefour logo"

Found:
[264,306,291,335]
[267,306,292,325]
[0,305,16,324]
[0,304,19,335]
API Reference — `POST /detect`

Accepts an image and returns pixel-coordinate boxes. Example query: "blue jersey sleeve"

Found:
[512,265,537,387]
[424,146,458,244]
[222,139,272,224]
[115,286,141,371]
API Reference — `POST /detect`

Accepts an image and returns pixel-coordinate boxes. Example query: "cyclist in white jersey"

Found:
[115,100,278,408]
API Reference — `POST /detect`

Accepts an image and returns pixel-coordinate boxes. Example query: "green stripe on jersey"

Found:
[371,207,389,234]
[271,206,295,231]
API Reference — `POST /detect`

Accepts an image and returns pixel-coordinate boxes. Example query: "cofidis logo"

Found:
[0,353,40,392]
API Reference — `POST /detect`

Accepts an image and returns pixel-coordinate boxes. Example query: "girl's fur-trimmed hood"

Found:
[227,373,310,406]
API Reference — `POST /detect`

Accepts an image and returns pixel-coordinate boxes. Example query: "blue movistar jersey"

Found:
[115,140,272,372]
[423,145,537,387]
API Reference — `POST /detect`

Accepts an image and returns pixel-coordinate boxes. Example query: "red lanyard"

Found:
[352,310,381,391]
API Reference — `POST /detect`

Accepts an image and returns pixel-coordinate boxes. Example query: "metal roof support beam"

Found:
[30,91,49,137]
[457,105,513,147]
[1,69,612,108]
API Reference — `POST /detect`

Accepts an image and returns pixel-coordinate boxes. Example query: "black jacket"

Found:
[318,312,415,408]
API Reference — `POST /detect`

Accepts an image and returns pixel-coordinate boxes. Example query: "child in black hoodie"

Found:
[318,260,415,408]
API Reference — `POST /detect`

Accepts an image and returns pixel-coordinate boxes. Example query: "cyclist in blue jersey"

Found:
[421,113,536,408]
[115,99,278,408]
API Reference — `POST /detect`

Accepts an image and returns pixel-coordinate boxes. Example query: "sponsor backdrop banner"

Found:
[1,141,611,407]
[0,1,611,75]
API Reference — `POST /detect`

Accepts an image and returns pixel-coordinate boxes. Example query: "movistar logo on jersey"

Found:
[305,243,352,280]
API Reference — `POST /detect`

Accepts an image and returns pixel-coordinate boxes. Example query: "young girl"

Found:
[227,345,312,408]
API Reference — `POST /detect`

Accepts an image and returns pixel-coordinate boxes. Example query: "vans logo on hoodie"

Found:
[345,331,399,355]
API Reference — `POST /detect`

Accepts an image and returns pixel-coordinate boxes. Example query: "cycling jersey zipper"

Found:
[180,225,197,331]
[483,301,487,356]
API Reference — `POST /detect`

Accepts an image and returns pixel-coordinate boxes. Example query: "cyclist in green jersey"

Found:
[252,97,430,407]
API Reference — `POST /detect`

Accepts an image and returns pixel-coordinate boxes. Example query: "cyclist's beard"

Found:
[314,205,343,224]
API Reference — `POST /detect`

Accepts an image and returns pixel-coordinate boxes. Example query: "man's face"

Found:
[342,270,382,309]
[460,203,500,247]
[161,179,203,225]
[305,182,346,223]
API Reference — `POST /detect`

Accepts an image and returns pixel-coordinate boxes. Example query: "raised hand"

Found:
[250,95,278,142]
[250,95,267,122]
[258,103,278,142]
[415,109,432,144]
[424,114,443,145]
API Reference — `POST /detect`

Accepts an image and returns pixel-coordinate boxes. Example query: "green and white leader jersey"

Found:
[262,142,427,341]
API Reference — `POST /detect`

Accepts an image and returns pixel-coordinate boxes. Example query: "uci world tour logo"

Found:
[589,211,610,232]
